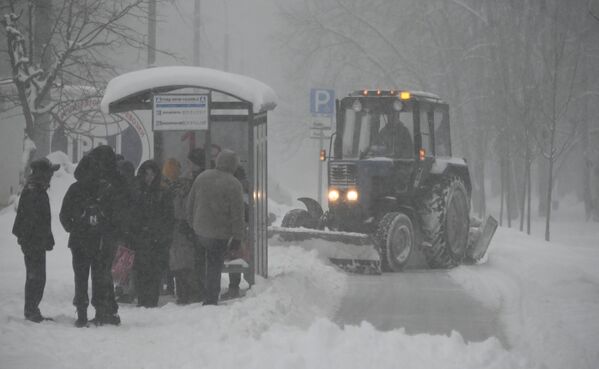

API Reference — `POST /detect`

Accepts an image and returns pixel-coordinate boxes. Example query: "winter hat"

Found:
[215,149,239,174]
[116,160,135,182]
[89,145,117,175]
[188,148,206,167]
[30,158,60,173]
[162,158,181,181]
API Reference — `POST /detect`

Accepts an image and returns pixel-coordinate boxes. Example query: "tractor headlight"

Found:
[328,189,340,202]
[346,189,359,201]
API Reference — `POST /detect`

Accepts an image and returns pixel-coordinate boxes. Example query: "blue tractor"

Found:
[274,90,497,273]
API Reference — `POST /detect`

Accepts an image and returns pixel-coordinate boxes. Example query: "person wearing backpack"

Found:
[87,145,130,319]
[132,160,175,308]
[12,157,60,323]
[60,148,124,327]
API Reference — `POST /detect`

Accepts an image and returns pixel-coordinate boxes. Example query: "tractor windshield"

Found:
[341,101,415,160]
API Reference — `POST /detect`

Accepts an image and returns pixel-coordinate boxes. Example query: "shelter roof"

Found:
[101,66,278,114]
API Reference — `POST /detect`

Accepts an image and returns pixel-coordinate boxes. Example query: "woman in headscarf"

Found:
[132,160,174,307]
[163,159,198,304]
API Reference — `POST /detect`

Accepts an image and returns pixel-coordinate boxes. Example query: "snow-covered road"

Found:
[1,158,598,369]
[334,271,507,346]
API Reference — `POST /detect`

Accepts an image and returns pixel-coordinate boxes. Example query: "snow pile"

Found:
[0,154,530,369]
[450,226,599,369]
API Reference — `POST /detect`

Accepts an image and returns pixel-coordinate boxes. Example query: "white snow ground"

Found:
[0,155,597,369]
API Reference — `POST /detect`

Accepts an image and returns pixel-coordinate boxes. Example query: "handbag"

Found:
[111,244,136,285]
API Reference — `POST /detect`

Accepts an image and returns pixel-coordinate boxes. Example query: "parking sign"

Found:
[310,89,335,116]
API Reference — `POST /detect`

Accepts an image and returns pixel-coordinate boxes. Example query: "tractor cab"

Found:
[334,90,451,161]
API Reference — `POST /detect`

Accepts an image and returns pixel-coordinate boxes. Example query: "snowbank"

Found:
[450,225,599,369]
[0,154,529,369]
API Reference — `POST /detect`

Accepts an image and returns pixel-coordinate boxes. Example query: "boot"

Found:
[102,313,121,326]
[89,309,103,326]
[75,308,88,328]
[220,287,240,300]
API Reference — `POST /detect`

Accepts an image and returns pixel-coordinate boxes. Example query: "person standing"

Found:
[114,159,138,303]
[160,159,180,296]
[88,145,126,323]
[60,150,123,327]
[187,149,244,305]
[12,158,60,322]
[132,160,174,308]
[163,158,198,304]
[186,147,207,301]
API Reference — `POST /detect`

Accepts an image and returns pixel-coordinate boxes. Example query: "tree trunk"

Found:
[519,148,529,232]
[538,155,549,215]
[500,157,505,226]
[527,158,532,234]
[506,157,512,228]
[545,153,555,242]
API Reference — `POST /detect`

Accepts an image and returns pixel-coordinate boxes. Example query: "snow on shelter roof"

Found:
[101,66,278,114]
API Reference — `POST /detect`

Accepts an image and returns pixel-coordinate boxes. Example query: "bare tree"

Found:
[1,0,175,185]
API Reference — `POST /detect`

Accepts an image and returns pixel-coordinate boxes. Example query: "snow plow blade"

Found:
[465,215,498,264]
[268,226,382,274]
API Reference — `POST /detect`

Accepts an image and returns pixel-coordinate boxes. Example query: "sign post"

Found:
[310,88,335,205]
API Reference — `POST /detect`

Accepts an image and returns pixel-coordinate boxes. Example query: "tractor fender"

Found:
[297,197,325,221]
[430,159,472,196]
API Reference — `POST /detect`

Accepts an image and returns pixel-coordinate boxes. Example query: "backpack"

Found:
[79,179,113,231]
[79,195,106,230]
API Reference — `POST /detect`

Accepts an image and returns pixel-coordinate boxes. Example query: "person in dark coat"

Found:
[132,160,174,308]
[186,147,207,302]
[60,150,123,327]
[12,158,59,322]
[379,118,414,159]
[186,149,244,305]
[114,158,138,303]
[87,146,130,318]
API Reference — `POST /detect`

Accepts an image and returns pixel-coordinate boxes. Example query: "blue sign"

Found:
[310,89,335,116]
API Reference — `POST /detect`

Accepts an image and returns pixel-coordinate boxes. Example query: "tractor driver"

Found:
[378,116,414,159]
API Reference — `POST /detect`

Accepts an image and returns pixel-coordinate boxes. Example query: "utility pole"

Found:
[147,0,156,66]
[193,0,201,66]
[223,0,229,71]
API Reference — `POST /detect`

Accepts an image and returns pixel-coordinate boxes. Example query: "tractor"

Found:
[274,89,497,273]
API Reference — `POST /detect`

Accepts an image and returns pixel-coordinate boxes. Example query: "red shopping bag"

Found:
[111,245,135,285]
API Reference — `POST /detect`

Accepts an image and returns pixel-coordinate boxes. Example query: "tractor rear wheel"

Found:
[419,176,470,268]
[375,212,414,272]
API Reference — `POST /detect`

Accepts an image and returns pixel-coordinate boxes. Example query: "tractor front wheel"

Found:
[375,212,414,272]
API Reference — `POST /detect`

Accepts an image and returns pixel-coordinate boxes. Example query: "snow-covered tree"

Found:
[275,0,599,237]
[0,0,173,187]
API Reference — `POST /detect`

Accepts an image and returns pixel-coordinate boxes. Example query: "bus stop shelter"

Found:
[100,66,277,284]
